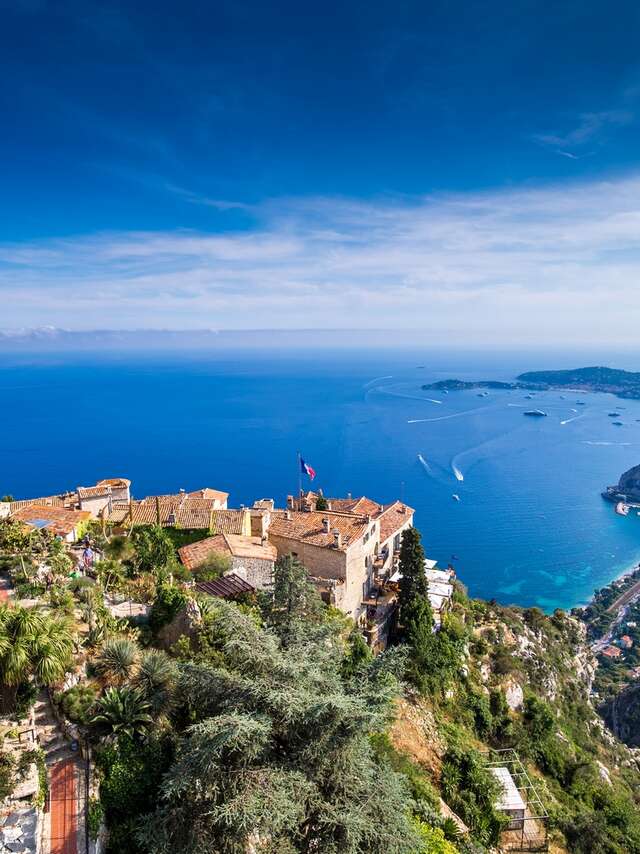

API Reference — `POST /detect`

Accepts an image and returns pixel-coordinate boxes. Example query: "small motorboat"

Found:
[612,421,623,426]
[452,494,460,502]
[524,409,547,417]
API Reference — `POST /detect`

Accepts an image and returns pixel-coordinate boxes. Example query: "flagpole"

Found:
[297,450,302,503]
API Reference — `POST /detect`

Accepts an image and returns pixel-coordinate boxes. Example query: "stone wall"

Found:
[231,557,273,590]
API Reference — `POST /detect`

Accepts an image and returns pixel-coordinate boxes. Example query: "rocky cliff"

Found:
[618,463,640,501]
[602,682,640,747]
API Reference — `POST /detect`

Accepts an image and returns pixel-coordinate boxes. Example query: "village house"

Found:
[77,477,131,516]
[105,491,240,532]
[619,635,634,649]
[178,533,276,590]
[9,504,92,543]
[266,495,414,636]
[602,645,623,660]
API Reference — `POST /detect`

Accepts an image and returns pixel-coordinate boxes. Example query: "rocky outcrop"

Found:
[618,463,640,501]
[601,682,640,747]
[156,599,202,650]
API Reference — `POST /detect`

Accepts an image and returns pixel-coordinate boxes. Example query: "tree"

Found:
[95,638,141,687]
[92,686,153,740]
[136,599,419,854]
[0,605,74,713]
[131,527,174,576]
[341,628,372,679]
[315,495,328,511]
[262,554,325,646]
[398,527,428,614]
[133,650,178,719]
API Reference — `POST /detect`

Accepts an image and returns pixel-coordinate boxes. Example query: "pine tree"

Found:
[136,600,419,854]
[262,554,325,646]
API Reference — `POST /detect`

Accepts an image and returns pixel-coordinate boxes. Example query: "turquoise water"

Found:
[2,349,640,611]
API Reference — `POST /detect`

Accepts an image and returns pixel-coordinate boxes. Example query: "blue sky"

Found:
[3,0,640,341]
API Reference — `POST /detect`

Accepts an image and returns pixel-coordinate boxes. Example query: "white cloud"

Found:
[3,173,640,345]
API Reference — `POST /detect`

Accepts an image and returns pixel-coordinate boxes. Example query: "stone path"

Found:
[49,760,77,854]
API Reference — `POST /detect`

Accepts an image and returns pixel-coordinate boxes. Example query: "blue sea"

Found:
[3,347,640,612]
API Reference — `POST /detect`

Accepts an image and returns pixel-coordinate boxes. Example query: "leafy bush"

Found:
[149,584,188,633]
[88,796,105,840]
[440,733,505,847]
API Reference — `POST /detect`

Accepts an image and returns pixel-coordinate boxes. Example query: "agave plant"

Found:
[95,637,140,687]
[91,686,153,740]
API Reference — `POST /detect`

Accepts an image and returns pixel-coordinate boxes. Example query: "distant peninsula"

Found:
[423,366,640,400]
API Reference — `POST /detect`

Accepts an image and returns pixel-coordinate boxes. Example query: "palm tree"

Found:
[0,605,74,713]
[91,686,152,740]
[133,650,178,719]
[95,638,140,687]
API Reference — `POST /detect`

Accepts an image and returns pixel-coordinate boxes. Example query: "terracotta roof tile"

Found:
[377,501,415,543]
[78,485,111,499]
[269,510,368,551]
[179,535,230,570]
[10,504,91,537]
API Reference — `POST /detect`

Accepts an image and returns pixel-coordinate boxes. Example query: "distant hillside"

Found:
[424,366,640,400]
[518,366,640,398]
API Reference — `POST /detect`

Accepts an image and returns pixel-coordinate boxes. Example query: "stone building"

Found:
[178,532,276,589]
[267,497,414,625]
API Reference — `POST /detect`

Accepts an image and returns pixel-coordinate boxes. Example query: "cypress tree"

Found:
[398,526,428,612]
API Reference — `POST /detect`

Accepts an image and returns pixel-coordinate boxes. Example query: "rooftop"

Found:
[10,504,91,537]
[179,533,276,570]
[269,510,369,551]
[196,573,255,599]
[377,501,415,542]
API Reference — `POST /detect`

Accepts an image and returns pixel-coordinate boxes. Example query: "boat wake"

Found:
[584,441,632,446]
[417,453,432,473]
[363,375,393,389]
[424,398,443,404]
[452,463,464,482]
[408,405,489,424]
[560,413,586,426]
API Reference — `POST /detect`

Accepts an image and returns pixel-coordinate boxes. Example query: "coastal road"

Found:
[591,573,640,653]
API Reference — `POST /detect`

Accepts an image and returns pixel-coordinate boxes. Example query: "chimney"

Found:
[287,495,294,510]
[285,509,292,521]
[251,510,270,539]
[333,529,342,549]
[322,517,331,533]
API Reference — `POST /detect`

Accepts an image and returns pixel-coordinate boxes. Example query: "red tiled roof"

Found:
[10,504,91,537]
[378,501,415,543]
[78,485,111,499]
[196,574,254,599]
[326,496,383,516]
[269,510,368,551]
[179,534,276,571]
[179,535,230,570]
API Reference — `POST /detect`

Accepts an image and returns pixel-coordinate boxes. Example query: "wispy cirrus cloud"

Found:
[534,109,634,158]
[4,173,640,345]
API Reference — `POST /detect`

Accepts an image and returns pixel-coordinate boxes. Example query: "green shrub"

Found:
[88,796,105,840]
[56,683,99,725]
[149,584,188,633]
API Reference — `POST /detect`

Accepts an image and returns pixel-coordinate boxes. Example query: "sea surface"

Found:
[3,347,640,611]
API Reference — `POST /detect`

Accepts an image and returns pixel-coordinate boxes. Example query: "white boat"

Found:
[452,494,460,502]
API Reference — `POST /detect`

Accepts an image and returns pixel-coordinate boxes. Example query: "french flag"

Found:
[300,457,316,480]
